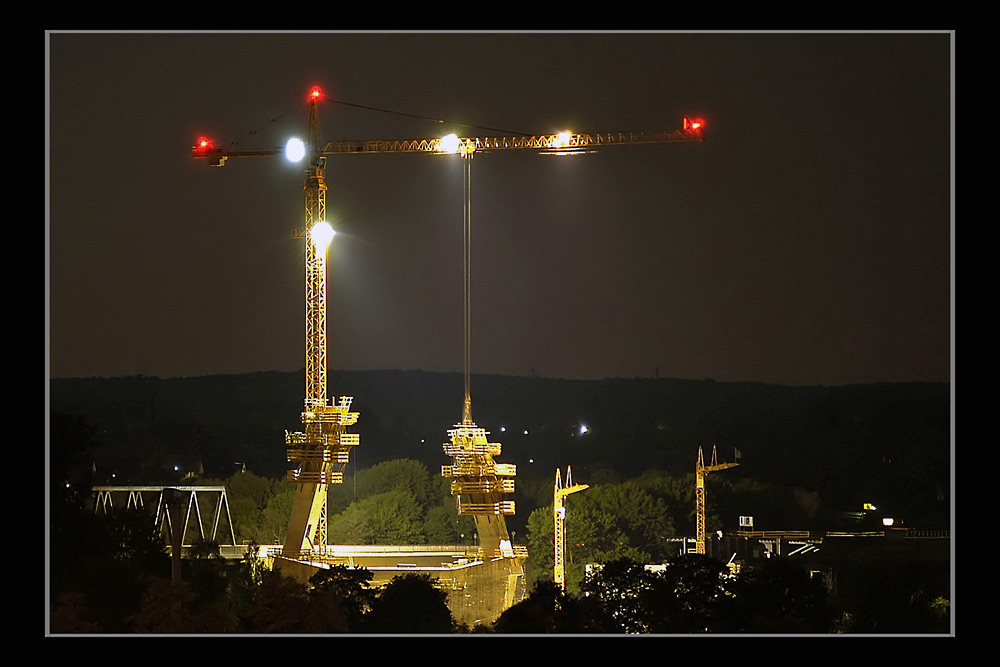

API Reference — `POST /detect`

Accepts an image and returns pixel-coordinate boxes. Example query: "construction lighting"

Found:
[286,138,306,162]
[310,221,335,248]
[439,134,461,154]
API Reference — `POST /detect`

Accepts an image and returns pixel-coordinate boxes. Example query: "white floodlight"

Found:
[286,137,306,162]
[439,134,461,154]
[311,221,335,247]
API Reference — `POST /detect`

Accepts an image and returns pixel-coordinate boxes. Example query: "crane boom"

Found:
[193,121,704,165]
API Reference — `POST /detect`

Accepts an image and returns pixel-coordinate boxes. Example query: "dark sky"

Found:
[47,32,953,386]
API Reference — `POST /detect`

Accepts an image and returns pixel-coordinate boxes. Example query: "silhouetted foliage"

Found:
[492,580,610,634]
[579,554,740,633]
[730,557,831,633]
[49,372,951,634]
[308,565,375,633]
[827,559,951,634]
[580,558,663,633]
[241,570,310,633]
[363,573,455,634]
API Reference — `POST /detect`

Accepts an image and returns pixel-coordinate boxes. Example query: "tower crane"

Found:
[554,466,588,589]
[193,85,705,562]
[695,445,739,555]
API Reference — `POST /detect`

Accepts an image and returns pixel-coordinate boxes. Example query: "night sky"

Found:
[47,32,953,387]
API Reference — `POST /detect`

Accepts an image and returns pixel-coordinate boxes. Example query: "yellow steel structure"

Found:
[281,90,362,559]
[441,423,517,555]
[553,466,588,588]
[194,119,705,165]
[439,148,523,568]
[192,88,704,573]
[194,88,360,560]
[695,445,739,555]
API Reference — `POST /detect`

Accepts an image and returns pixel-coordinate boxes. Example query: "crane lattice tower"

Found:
[281,88,359,560]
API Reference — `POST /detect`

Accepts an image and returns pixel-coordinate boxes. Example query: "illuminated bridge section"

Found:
[442,423,517,556]
[285,396,359,485]
[283,396,359,558]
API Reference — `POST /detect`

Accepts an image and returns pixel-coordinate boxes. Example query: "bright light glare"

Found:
[685,117,705,131]
[311,221,335,247]
[439,134,460,153]
[556,132,572,147]
[579,424,589,435]
[286,138,306,162]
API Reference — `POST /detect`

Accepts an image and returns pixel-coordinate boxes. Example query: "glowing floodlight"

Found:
[311,221,335,247]
[556,132,572,148]
[286,138,306,162]
[439,133,461,154]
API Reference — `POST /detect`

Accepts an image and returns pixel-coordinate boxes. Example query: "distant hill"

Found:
[49,370,951,530]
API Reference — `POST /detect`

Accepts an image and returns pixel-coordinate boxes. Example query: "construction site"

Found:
[168,86,702,625]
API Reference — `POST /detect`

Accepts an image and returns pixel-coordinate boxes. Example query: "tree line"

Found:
[49,413,950,634]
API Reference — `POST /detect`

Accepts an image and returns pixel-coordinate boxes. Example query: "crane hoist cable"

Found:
[462,155,475,424]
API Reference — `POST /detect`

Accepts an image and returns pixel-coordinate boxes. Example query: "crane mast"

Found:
[282,88,360,560]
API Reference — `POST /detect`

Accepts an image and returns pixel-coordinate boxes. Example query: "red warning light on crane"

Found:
[194,136,214,151]
[308,86,323,102]
[684,118,705,132]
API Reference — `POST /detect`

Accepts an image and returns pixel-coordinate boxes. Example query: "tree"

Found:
[212,471,282,542]
[130,577,234,634]
[731,557,830,633]
[492,580,609,634]
[580,558,661,633]
[49,592,100,634]
[579,482,676,561]
[307,565,375,633]
[253,486,296,544]
[241,570,310,633]
[356,459,434,510]
[225,543,265,623]
[643,554,739,633]
[50,504,171,633]
[423,503,475,544]
[363,573,455,634]
[525,480,678,591]
[329,490,425,545]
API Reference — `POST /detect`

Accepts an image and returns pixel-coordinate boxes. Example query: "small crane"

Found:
[554,466,588,588]
[695,445,739,555]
